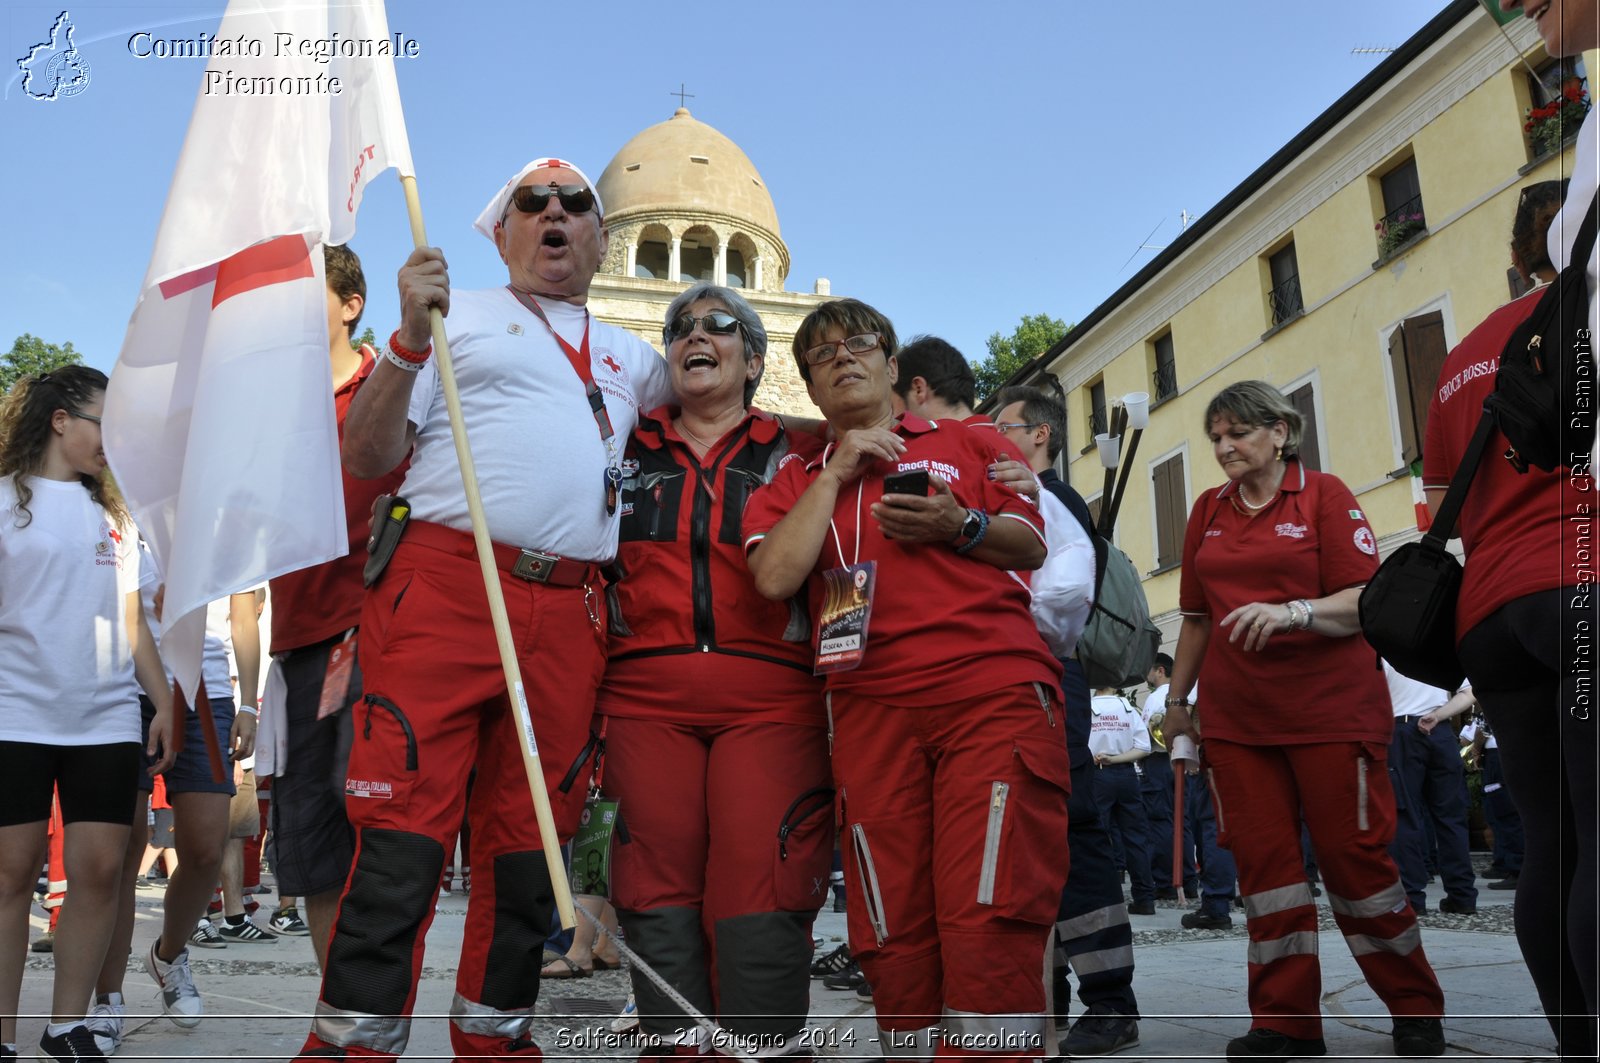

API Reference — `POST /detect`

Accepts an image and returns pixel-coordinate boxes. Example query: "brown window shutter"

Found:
[1401,311,1449,463]
[1289,384,1321,472]
[1388,324,1419,465]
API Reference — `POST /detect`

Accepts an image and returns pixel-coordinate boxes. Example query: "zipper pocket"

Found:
[1034,681,1054,728]
[824,693,835,756]
[850,823,889,946]
[363,694,418,771]
[977,781,1010,906]
[1356,756,1369,831]
[777,786,834,861]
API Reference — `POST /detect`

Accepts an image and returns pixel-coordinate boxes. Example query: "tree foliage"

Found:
[354,325,378,351]
[3,334,83,394]
[973,313,1071,404]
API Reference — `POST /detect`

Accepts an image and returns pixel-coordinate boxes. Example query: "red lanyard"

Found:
[507,287,622,513]
[506,287,616,447]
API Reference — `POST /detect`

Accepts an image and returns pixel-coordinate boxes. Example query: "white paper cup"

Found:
[1095,433,1120,468]
[1123,391,1150,429]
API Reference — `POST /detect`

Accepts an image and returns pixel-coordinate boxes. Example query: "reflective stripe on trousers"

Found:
[1326,880,1407,919]
[1242,880,1316,920]
[449,991,534,1040]
[312,999,412,1057]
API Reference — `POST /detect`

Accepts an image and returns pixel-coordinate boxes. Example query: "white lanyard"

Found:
[822,442,866,570]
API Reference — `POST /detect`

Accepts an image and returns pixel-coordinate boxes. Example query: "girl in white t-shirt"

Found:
[0,367,175,1061]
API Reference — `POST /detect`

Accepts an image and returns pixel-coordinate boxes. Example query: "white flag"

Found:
[104,0,414,698]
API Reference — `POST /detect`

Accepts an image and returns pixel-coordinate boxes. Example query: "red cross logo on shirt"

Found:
[602,354,622,374]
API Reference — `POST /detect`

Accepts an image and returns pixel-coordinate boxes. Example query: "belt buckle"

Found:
[512,549,558,583]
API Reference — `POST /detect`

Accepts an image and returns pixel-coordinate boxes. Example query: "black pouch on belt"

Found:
[363,495,411,587]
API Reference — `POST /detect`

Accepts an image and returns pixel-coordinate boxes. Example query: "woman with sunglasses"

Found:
[594,283,832,1057]
[0,367,175,1062]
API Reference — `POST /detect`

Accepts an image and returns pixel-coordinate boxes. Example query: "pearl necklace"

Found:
[1236,485,1277,511]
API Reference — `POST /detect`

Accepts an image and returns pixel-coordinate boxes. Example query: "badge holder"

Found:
[317,630,358,721]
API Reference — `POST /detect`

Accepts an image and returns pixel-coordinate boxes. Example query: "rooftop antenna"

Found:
[1350,46,1396,56]
[670,83,695,109]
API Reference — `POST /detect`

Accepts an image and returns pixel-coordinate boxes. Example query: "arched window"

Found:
[678,226,718,284]
[725,250,747,288]
[635,240,669,280]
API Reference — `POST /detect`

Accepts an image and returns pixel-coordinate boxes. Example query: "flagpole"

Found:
[396,174,578,931]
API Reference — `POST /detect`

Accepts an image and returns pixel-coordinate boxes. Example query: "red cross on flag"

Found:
[104,0,414,702]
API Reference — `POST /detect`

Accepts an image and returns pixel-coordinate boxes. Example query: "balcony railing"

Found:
[1376,195,1427,258]
[1269,274,1303,326]
[1153,362,1178,401]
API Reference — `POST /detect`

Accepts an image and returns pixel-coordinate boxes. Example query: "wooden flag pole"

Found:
[399,175,576,930]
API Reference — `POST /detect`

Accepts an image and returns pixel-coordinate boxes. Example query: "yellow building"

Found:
[1002,0,1594,645]
[588,107,831,417]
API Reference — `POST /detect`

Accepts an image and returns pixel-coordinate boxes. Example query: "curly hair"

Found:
[0,366,128,529]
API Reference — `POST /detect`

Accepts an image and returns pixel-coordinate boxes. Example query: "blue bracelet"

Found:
[954,510,990,555]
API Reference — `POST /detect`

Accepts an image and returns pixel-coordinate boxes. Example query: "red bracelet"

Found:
[387,329,432,364]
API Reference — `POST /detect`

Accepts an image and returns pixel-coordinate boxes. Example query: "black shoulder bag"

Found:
[1484,191,1599,473]
[1358,410,1495,690]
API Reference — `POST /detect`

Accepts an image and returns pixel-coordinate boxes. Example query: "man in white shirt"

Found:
[1383,662,1478,916]
[1089,687,1154,916]
[297,157,672,1063]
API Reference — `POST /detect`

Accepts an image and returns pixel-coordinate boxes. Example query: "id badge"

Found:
[571,796,620,899]
[316,632,357,721]
[815,561,876,674]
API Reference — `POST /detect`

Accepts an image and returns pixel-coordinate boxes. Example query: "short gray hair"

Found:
[662,283,768,406]
[1203,379,1303,458]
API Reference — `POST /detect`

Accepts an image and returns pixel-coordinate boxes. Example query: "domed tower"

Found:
[587,107,836,417]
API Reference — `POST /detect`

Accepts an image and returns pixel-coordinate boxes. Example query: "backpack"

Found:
[1076,538,1162,689]
[1484,191,1598,473]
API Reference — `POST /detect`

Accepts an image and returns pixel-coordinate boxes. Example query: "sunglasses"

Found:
[995,421,1043,432]
[803,332,881,367]
[667,311,742,341]
[509,183,596,215]
[69,410,102,425]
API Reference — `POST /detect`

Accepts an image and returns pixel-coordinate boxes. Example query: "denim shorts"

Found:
[139,694,238,796]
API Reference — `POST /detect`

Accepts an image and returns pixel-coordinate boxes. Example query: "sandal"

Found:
[540,954,593,979]
[809,942,853,979]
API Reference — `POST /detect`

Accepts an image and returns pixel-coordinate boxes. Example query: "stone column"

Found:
[670,236,682,283]
[714,240,728,287]
[753,255,764,290]
[625,242,637,278]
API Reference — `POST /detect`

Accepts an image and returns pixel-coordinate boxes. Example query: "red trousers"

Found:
[602,715,832,1043]
[831,682,1069,1062]
[1206,739,1445,1039]
[298,538,606,1061]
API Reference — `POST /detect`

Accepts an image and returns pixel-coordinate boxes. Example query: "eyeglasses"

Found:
[667,311,742,341]
[802,332,881,367]
[995,422,1043,432]
[69,410,102,425]
[509,183,596,216]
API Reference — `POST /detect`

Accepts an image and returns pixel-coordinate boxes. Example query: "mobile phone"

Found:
[882,469,930,497]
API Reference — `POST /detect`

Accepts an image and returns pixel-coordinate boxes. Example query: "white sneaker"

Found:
[147,942,203,1028]
[86,991,126,1055]
[610,992,638,1034]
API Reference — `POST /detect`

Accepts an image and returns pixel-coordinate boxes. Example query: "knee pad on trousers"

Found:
[618,906,713,1036]
[714,910,813,1037]
[477,850,556,1011]
[324,828,444,1017]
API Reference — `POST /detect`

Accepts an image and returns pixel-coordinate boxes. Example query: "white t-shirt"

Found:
[138,546,256,702]
[1550,107,1600,470]
[1088,693,1150,760]
[1382,661,1449,718]
[1142,682,1169,751]
[402,288,673,560]
[0,478,148,744]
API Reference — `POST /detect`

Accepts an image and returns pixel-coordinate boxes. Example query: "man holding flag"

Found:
[295,158,670,1060]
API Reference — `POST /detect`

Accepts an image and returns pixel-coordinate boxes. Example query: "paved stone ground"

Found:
[15,867,1558,1061]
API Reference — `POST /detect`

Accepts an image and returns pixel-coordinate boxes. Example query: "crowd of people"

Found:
[2,3,1597,1058]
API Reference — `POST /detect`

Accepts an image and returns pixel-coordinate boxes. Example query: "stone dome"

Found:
[596,108,781,238]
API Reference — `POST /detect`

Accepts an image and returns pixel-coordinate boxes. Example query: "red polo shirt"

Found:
[598,408,825,727]
[1421,290,1591,640]
[269,347,409,654]
[742,415,1058,706]
[1178,461,1392,745]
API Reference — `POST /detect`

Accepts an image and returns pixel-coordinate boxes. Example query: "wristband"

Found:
[383,343,426,373]
[238,705,259,717]
[1165,695,1191,708]
[387,329,431,363]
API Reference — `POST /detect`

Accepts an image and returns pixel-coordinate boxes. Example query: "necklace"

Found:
[675,418,723,453]
[1236,484,1277,511]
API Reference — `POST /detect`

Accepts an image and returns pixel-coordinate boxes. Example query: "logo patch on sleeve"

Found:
[1353,527,1377,555]
[1349,509,1365,520]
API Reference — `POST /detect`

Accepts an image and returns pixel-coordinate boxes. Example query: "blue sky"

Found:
[3,1,1464,374]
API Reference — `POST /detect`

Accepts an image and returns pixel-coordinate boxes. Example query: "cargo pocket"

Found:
[773,786,834,911]
[345,693,420,814]
[977,733,1071,924]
